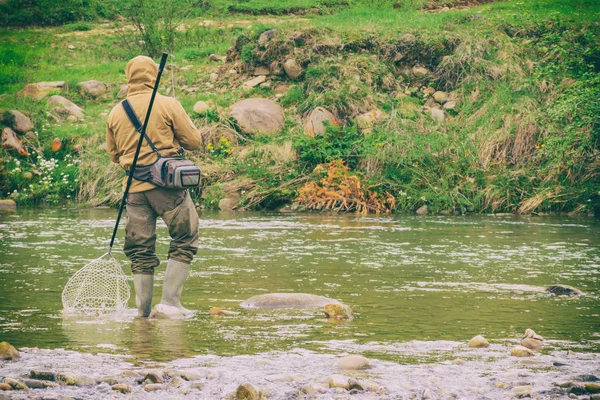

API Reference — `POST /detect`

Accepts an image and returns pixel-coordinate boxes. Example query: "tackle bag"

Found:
[121,99,201,189]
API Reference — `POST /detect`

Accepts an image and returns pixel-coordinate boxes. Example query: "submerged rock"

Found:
[467,335,490,348]
[30,370,56,381]
[241,293,341,309]
[324,303,353,320]
[235,382,264,400]
[547,284,583,296]
[0,342,19,360]
[0,199,17,211]
[337,355,372,370]
[511,346,535,357]
[3,378,27,390]
[520,328,543,351]
[144,383,166,391]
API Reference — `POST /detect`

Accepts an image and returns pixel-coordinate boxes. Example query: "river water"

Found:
[0,209,599,398]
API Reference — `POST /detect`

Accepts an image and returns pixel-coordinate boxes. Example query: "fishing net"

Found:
[62,253,130,313]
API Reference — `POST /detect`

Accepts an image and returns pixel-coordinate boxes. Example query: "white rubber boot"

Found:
[156,259,192,318]
[133,274,153,317]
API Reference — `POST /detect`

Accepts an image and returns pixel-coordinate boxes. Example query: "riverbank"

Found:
[1,339,600,399]
[1,0,598,215]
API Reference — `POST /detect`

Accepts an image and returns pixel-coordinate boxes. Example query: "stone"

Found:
[443,100,457,110]
[337,355,372,370]
[412,66,430,78]
[586,383,600,394]
[170,377,185,387]
[30,371,55,381]
[423,87,436,96]
[327,375,350,389]
[356,109,386,130]
[416,205,428,215]
[304,107,340,137]
[178,371,201,381]
[512,386,531,398]
[68,44,76,50]
[429,108,445,122]
[52,138,63,152]
[143,371,165,384]
[511,345,535,357]
[2,127,28,156]
[149,304,186,319]
[324,303,353,320]
[210,73,219,82]
[253,66,270,76]
[467,335,490,348]
[209,54,226,62]
[235,383,264,399]
[67,115,78,123]
[48,95,84,118]
[118,85,129,98]
[0,383,11,391]
[229,69,238,75]
[241,293,341,308]
[283,59,302,79]
[520,328,543,351]
[3,378,27,390]
[7,110,34,133]
[21,379,45,389]
[230,98,284,136]
[348,378,364,391]
[258,29,276,48]
[17,81,65,100]
[547,284,583,296]
[193,101,212,115]
[300,384,317,395]
[112,384,131,393]
[79,80,107,97]
[433,91,449,104]
[243,75,267,88]
[274,84,290,95]
[219,192,240,211]
[0,342,19,359]
[144,383,166,391]
[259,80,272,89]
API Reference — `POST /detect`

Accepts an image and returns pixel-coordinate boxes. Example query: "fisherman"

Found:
[106,55,201,317]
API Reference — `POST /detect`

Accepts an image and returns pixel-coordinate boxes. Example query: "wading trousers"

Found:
[124,188,199,275]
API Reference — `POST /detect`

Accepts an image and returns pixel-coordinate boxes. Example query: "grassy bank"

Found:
[0,0,598,214]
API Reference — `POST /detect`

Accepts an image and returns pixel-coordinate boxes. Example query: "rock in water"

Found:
[0,200,17,211]
[47,95,84,118]
[149,304,187,319]
[3,378,27,390]
[79,80,107,97]
[7,110,34,133]
[112,384,131,393]
[303,107,339,136]
[467,335,490,348]
[0,344,18,360]
[235,383,264,400]
[546,284,583,296]
[416,205,428,215]
[511,345,535,357]
[0,383,11,390]
[337,355,372,370]
[324,303,353,320]
[327,374,350,389]
[241,293,341,308]
[520,328,543,351]
[230,98,284,136]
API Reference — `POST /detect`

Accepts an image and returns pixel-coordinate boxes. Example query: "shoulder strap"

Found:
[121,99,160,155]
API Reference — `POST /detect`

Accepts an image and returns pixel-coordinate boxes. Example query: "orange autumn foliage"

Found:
[295,160,396,214]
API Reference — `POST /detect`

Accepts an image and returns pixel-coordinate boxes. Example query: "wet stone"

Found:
[547,284,583,296]
[324,303,353,320]
[144,371,165,384]
[467,335,490,348]
[0,383,11,391]
[144,383,166,391]
[21,379,45,389]
[235,383,264,400]
[337,355,372,370]
[0,342,19,360]
[586,383,600,394]
[327,374,350,389]
[3,378,27,390]
[112,384,131,394]
[30,370,56,382]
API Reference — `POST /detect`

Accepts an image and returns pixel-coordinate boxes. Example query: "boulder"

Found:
[348,378,365,391]
[412,66,430,78]
[47,96,84,119]
[209,54,226,62]
[303,107,339,136]
[258,29,276,48]
[356,109,386,130]
[235,383,264,400]
[520,328,543,351]
[337,355,372,370]
[6,110,33,133]
[423,87,436,96]
[283,59,302,79]
[193,101,212,115]
[416,205,428,215]
[324,303,353,320]
[243,75,267,88]
[429,108,445,122]
[0,342,19,359]
[17,81,65,100]
[219,192,240,211]
[149,304,186,319]
[511,346,535,357]
[467,335,489,348]
[20,379,45,389]
[433,91,448,104]
[443,100,457,110]
[2,127,28,156]
[79,80,107,97]
[546,284,583,296]
[241,293,341,309]
[3,378,27,390]
[144,371,165,384]
[118,85,129,98]
[230,98,284,136]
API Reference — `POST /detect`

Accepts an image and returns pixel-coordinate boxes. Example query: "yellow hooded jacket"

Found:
[106,56,201,193]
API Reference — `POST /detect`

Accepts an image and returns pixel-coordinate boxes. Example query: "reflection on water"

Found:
[0,208,599,362]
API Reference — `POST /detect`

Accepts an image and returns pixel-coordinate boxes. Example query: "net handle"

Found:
[108,52,169,254]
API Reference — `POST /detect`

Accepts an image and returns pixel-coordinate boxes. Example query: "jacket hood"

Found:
[126,56,158,94]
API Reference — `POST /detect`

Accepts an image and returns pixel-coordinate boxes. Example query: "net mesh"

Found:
[62,253,130,313]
